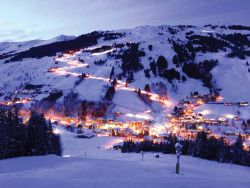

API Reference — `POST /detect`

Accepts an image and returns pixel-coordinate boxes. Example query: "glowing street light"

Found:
[53,128,61,135]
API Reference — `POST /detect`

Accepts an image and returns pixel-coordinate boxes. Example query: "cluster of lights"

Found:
[51,50,172,108]
[0,98,31,106]
[1,49,249,149]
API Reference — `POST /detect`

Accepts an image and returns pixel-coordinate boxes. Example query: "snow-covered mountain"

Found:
[1,25,250,186]
[0,24,250,127]
[0,35,76,58]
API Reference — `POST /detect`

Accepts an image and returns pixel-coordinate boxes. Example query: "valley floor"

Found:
[0,126,250,188]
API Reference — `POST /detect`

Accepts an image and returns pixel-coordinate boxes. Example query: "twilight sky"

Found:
[0,0,250,41]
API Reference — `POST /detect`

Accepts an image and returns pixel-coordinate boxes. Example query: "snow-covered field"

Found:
[0,126,250,188]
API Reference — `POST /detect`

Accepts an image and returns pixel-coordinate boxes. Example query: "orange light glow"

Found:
[51,51,172,108]
[216,95,223,102]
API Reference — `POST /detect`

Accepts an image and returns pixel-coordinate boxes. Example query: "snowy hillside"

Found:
[0,126,249,188]
[0,24,250,147]
[1,25,250,187]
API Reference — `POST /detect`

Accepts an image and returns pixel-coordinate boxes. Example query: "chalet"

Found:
[113,142,123,150]
[47,67,58,73]
[224,129,235,136]
[238,101,249,107]
[76,132,95,139]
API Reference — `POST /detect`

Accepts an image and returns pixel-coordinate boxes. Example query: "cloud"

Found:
[0,24,41,42]
[0,0,250,41]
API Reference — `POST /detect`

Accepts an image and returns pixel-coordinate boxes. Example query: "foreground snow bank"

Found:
[1,127,250,188]
[0,154,250,188]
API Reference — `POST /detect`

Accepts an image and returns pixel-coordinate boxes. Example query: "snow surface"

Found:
[0,126,250,188]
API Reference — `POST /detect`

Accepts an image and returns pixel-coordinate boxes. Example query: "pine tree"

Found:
[148,45,153,51]
[109,66,115,81]
[217,137,226,162]
[12,106,26,157]
[0,107,8,159]
[172,55,179,66]
[232,134,244,164]
[144,84,151,93]
[137,88,141,96]
[125,79,129,87]
[79,100,88,121]
[105,86,116,101]
[48,120,62,156]
[0,108,62,159]
[5,109,22,158]
[111,78,117,87]
[156,56,168,76]
[182,75,187,82]
[50,134,62,156]
[194,131,208,158]
[150,61,157,76]
[47,120,54,154]
[144,69,150,78]
[26,111,48,155]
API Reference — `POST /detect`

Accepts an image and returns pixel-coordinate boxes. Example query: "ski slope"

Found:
[0,126,249,188]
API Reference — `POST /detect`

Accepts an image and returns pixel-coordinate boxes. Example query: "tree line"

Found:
[0,106,62,160]
[121,131,250,166]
